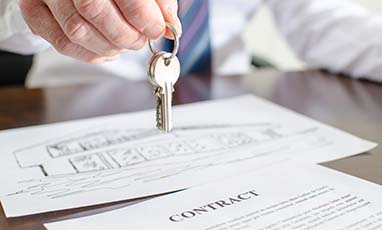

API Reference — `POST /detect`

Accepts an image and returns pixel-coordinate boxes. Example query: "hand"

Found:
[19,0,182,63]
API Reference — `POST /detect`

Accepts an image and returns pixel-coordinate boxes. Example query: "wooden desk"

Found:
[0,70,381,230]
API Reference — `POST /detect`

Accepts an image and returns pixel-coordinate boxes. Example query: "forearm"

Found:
[266,0,382,82]
[0,0,49,54]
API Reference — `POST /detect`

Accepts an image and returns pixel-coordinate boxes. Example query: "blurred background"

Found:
[245,0,382,71]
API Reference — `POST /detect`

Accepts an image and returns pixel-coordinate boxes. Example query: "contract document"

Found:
[45,164,382,230]
[0,95,376,217]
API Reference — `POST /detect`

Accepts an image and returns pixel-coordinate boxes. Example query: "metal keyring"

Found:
[148,23,179,60]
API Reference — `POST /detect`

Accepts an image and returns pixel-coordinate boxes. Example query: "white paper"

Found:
[0,95,376,217]
[45,163,382,230]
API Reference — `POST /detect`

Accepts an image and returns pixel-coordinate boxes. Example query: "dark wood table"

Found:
[0,70,381,230]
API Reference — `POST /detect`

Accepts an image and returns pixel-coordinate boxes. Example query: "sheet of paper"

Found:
[45,163,382,230]
[0,95,376,217]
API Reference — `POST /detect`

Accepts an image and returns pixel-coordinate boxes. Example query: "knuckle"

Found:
[121,1,147,21]
[73,0,97,13]
[63,14,89,43]
[84,56,102,63]
[53,35,72,55]
[74,0,108,21]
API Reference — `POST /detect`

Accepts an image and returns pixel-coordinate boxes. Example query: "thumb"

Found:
[156,0,182,39]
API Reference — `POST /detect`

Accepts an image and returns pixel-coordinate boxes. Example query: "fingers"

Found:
[19,0,113,63]
[43,0,123,57]
[155,0,182,39]
[20,0,181,64]
[114,0,166,39]
[72,0,146,50]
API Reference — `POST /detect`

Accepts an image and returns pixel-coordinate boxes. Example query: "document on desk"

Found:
[0,95,376,217]
[45,164,382,230]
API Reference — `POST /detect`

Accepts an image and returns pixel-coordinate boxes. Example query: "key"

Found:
[148,52,180,132]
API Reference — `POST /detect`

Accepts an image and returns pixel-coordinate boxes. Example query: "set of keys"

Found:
[147,24,180,133]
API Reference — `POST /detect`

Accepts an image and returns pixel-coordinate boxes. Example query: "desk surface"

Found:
[0,70,381,230]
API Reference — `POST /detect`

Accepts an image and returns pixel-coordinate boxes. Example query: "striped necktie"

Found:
[163,0,212,75]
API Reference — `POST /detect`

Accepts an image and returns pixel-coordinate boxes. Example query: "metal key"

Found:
[148,52,180,132]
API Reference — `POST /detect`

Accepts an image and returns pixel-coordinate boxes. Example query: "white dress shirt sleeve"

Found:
[266,0,382,82]
[0,0,49,54]
[210,0,261,76]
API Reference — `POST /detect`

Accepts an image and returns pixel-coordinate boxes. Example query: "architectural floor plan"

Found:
[14,123,310,176]
[0,96,376,217]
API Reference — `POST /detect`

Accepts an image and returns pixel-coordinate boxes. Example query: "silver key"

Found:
[148,52,180,132]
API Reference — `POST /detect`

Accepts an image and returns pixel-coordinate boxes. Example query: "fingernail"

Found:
[176,20,182,37]
[144,24,165,39]
[104,55,120,62]
[89,57,105,64]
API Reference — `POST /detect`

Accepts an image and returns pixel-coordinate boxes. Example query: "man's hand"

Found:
[19,0,182,63]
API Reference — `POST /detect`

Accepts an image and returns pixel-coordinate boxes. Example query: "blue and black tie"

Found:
[163,0,212,75]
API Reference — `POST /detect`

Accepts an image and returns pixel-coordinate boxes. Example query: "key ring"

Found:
[148,23,179,60]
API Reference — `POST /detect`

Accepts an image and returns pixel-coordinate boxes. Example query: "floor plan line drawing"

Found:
[12,123,321,177]
[4,123,334,200]
[0,96,376,217]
